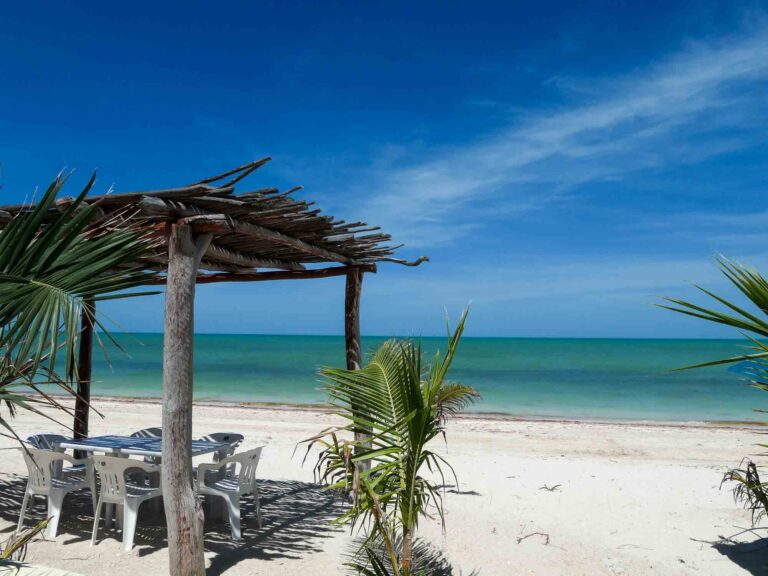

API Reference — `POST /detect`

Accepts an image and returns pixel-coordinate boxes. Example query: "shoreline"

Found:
[81,393,767,430]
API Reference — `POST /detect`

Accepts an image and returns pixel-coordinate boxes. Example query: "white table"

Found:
[55,435,228,524]
[56,435,226,459]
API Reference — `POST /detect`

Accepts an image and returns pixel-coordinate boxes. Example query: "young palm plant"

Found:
[0,171,157,440]
[661,257,768,523]
[305,310,478,575]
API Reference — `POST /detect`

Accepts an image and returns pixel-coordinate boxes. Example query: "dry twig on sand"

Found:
[517,532,550,545]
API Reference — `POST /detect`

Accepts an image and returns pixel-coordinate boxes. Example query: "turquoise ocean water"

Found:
[87,335,767,422]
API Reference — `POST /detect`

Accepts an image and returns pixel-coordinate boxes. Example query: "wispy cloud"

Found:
[368,254,765,304]
[358,23,768,247]
[634,209,768,251]
[358,252,768,336]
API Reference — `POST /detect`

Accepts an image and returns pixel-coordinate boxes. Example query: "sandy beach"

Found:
[0,398,764,576]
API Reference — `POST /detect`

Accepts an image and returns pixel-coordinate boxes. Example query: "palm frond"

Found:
[435,382,479,421]
[1,518,49,561]
[306,309,477,575]
[723,460,768,526]
[0,172,158,378]
[664,258,768,525]
[0,172,158,435]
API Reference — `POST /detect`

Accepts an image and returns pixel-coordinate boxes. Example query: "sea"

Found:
[84,334,767,423]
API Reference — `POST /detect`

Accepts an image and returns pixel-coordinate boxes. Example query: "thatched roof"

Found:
[0,158,427,283]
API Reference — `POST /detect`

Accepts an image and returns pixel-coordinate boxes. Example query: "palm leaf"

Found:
[663,258,768,526]
[0,172,157,376]
[0,171,158,436]
[305,310,477,575]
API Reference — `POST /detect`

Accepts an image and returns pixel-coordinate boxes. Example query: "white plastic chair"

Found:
[18,448,91,539]
[196,447,264,540]
[129,427,162,439]
[199,433,244,463]
[91,456,162,552]
[130,427,163,467]
[26,434,67,451]
[26,434,89,480]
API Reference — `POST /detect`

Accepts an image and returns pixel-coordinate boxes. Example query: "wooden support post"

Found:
[345,268,370,466]
[73,299,94,459]
[345,268,363,371]
[161,224,211,576]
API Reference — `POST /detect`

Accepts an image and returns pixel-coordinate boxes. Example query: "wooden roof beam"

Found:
[181,214,358,265]
[91,184,235,209]
[204,243,305,271]
[138,196,207,218]
[148,264,376,285]
[199,260,258,274]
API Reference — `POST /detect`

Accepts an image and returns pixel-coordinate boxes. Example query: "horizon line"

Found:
[98,331,749,342]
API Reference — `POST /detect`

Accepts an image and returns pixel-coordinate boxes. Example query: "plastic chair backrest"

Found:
[22,448,66,494]
[200,433,244,461]
[221,447,262,492]
[27,434,67,450]
[130,427,162,439]
[92,456,147,503]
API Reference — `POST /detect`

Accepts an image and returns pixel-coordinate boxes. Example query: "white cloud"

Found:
[357,23,768,247]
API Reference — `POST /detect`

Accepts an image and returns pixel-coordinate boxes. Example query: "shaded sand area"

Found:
[1,399,765,575]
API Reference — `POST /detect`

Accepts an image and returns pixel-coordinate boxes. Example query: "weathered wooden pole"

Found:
[345,267,370,466]
[162,224,211,576]
[73,299,95,459]
[344,267,363,371]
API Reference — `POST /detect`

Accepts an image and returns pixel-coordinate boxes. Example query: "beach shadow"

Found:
[0,474,344,571]
[435,484,482,497]
[348,535,480,576]
[0,475,28,532]
[204,479,345,576]
[0,473,168,551]
[713,540,768,575]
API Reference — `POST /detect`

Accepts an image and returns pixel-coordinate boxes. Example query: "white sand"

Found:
[0,399,764,575]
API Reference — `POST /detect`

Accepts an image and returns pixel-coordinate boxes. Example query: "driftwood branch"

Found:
[517,532,550,545]
[193,157,271,185]
[375,255,429,267]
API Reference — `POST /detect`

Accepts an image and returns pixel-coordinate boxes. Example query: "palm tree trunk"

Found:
[401,524,413,575]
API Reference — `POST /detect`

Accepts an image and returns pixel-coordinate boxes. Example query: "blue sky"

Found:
[1,1,767,338]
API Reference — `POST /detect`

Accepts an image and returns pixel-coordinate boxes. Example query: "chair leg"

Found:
[105,503,114,530]
[150,473,162,513]
[87,465,98,513]
[208,494,226,522]
[122,500,140,552]
[201,494,209,520]
[91,498,103,546]
[223,495,242,540]
[16,491,30,534]
[46,491,67,540]
[253,489,262,530]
